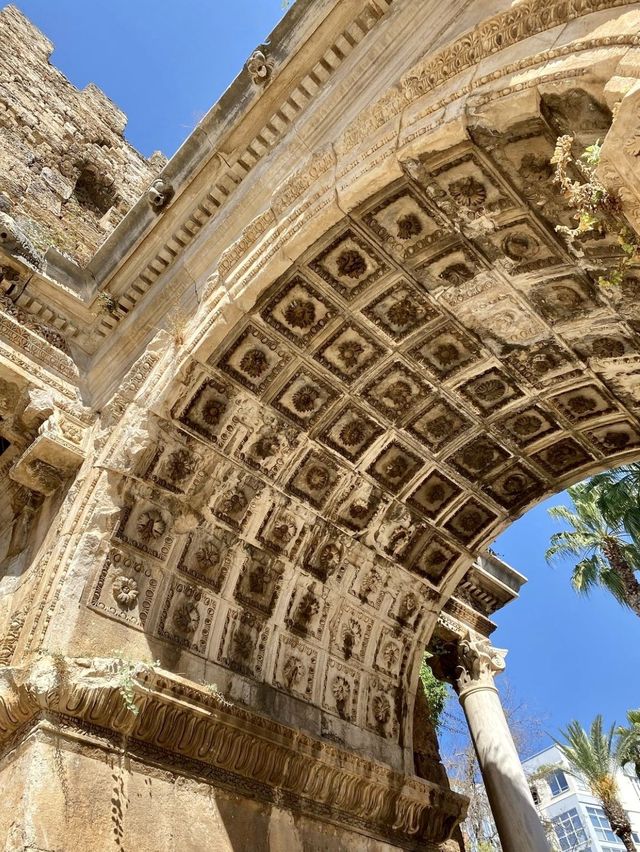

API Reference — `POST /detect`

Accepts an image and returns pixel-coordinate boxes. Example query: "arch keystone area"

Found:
[1,1,640,849]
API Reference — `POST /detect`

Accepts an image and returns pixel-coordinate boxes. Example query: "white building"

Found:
[523,744,640,852]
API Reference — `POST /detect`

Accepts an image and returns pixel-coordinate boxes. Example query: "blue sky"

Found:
[10,0,639,754]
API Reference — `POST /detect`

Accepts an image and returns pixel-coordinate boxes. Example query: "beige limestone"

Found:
[2,0,640,849]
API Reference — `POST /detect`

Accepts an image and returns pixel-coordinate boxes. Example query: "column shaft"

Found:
[459,683,550,852]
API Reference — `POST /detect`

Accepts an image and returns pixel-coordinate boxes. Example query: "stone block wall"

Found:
[0,4,164,265]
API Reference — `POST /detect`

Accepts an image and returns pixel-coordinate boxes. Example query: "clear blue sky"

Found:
[9,0,639,753]
[9,0,287,158]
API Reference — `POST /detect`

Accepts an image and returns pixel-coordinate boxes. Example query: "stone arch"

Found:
[4,2,640,848]
[62,64,640,777]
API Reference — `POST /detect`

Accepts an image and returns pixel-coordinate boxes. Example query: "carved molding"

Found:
[0,656,467,847]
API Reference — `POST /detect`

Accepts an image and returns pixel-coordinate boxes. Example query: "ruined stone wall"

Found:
[0,5,164,265]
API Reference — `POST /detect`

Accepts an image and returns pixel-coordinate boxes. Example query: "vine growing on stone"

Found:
[420,655,448,731]
[550,134,640,287]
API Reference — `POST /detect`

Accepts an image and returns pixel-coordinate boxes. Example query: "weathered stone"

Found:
[2,0,640,849]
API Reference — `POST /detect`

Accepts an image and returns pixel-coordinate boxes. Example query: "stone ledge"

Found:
[0,656,467,849]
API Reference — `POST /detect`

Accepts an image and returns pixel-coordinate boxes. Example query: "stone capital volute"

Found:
[454,632,507,696]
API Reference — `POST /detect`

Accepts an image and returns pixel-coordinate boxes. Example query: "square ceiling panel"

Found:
[308,228,390,301]
[314,320,386,384]
[261,276,337,347]
[362,280,439,342]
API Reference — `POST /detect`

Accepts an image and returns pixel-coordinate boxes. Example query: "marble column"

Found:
[454,632,550,852]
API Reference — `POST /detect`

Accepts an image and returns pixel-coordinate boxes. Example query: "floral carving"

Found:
[195,540,220,573]
[449,176,486,210]
[382,380,413,409]
[383,642,400,669]
[567,395,596,415]
[342,619,361,659]
[112,575,139,609]
[219,490,248,518]
[340,419,367,447]
[337,339,365,368]
[232,625,254,659]
[332,676,351,717]
[291,586,321,631]
[270,517,297,547]
[202,398,226,425]
[455,633,506,694]
[359,569,382,603]
[396,213,422,240]
[239,348,269,378]
[592,337,625,358]
[511,413,543,436]
[164,448,196,483]
[372,693,391,725]
[502,232,538,261]
[173,601,200,634]
[383,456,409,479]
[398,592,418,621]
[439,263,473,285]
[282,655,305,689]
[136,509,166,542]
[337,249,367,279]
[473,378,505,402]
[292,384,319,413]
[305,465,330,491]
[284,299,316,329]
[386,296,421,328]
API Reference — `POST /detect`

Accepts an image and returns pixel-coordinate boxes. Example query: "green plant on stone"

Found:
[112,655,160,717]
[202,681,233,708]
[550,134,640,287]
[419,654,448,731]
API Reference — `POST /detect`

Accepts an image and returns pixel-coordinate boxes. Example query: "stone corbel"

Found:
[246,47,274,86]
[10,407,86,495]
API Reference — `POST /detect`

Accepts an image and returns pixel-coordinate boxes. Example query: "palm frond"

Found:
[571,556,602,596]
[555,716,617,792]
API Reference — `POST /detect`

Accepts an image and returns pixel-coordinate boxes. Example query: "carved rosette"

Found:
[455,632,507,697]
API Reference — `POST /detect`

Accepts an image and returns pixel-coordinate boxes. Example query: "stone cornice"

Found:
[6,0,636,374]
[0,656,467,848]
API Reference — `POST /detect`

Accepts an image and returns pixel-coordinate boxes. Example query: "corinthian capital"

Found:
[455,632,507,694]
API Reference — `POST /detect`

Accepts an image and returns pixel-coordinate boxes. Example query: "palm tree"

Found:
[546,482,640,617]
[618,710,640,780]
[556,716,637,852]
[588,463,640,546]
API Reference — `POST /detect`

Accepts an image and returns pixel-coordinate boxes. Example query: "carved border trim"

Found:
[0,657,467,847]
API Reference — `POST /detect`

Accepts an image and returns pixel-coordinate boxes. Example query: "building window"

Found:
[585,805,624,844]
[552,808,590,851]
[548,769,570,796]
[530,786,541,805]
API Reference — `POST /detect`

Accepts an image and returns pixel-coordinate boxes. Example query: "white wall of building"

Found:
[523,745,640,852]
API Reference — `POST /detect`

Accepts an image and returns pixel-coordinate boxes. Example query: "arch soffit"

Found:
[95,2,640,753]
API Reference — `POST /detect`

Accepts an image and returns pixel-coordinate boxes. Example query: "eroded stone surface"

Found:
[2,0,640,848]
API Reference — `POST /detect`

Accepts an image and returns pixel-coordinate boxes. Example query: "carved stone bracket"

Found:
[10,408,86,495]
[0,656,467,848]
[246,48,274,86]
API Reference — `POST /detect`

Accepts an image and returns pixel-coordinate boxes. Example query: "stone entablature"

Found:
[0,655,466,849]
